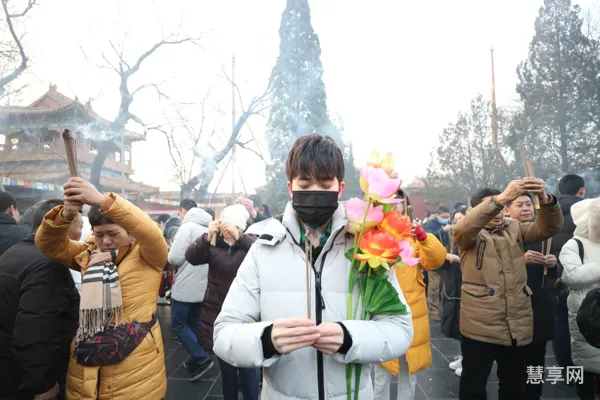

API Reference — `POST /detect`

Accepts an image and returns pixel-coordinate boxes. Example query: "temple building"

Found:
[0,84,178,212]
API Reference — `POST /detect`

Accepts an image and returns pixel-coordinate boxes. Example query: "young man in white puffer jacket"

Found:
[213,134,414,400]
[168,207,215,381]
[559,197,600,397]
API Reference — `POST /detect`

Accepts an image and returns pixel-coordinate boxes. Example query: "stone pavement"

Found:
[159,306,578,400]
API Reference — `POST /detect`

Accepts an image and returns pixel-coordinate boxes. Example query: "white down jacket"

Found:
[560,197,600,373]
[168,208,213,303]
[213,203,414,400]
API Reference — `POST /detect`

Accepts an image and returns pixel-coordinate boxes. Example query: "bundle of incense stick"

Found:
[520,143,552,283]
[62,129,79,177]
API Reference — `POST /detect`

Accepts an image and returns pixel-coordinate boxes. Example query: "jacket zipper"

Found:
[313,230,342,400]
[286,224,341,400]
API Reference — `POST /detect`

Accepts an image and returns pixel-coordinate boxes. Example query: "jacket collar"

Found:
[281,201,348,248]
[0,213,17,225]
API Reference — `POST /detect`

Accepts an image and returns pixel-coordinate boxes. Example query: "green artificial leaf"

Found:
[345,248,354,262]
[357,274,408,316]
[374,202,395,213]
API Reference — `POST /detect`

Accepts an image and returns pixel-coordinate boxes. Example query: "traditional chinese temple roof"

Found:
[0,84,144,141]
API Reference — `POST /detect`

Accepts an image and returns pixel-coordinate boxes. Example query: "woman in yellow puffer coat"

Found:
[373,190,447,400]
[35,178,168,400]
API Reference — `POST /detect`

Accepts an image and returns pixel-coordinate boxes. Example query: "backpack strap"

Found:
[573,238,585,263]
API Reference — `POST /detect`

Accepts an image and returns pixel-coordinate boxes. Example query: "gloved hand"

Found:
[414,224,427,242]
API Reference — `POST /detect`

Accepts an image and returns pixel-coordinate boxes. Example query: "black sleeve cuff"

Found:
[261,324,280,359]
[336,322,353,354]
[540,194,558,208]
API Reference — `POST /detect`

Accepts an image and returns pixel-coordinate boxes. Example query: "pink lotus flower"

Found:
[397,240,420,267]
[345,198,384,233]
[360,166,402,203]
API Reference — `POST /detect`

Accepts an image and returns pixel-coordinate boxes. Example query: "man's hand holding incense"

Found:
[312,322,344,355]
[523,178,550,204]
[496,180,526,206]
[271,317,321,355]
[545,254,558,268]
[63,178,105,208]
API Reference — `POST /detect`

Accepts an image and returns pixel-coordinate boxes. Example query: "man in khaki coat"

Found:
[453,179,563,400]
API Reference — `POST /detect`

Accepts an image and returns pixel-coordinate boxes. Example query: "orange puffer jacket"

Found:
[379,233,446,375]
[35,194,168,400]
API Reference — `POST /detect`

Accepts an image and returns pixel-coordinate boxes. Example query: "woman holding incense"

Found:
[185,204,259,400]
[35,177,168,400]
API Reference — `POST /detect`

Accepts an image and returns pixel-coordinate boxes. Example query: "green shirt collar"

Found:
[299,220,332,249]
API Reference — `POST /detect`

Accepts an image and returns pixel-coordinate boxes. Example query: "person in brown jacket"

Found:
[454,179,563,400]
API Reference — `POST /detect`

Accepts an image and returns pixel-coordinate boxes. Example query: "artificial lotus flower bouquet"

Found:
[344,151,420,400]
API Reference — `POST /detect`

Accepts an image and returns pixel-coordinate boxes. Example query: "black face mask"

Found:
[292,190,339,229]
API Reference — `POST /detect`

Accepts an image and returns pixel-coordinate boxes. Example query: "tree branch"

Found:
[236,140,267,164]
[8,0,37,18]
[109,39,130,71]
[0,0,30,94]
[131,82,170,100]
[125,37,202,78]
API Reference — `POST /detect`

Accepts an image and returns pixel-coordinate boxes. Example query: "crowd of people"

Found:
[0,134,598,400]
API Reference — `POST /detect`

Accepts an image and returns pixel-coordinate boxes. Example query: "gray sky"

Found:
[15,0,598,193]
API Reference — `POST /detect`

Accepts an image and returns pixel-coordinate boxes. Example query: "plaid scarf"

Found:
[76,250,123,343]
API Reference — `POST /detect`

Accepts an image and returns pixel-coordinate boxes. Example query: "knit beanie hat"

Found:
[221,204,250,231]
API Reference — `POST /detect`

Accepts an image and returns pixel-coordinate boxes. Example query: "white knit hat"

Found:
[221,204,250,230]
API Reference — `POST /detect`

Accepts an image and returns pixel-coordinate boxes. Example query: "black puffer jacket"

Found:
[525,241,555,342]
[440,248,461,340]
[0,214,29,257]
[0,234,79,399]
[185,233,256,351]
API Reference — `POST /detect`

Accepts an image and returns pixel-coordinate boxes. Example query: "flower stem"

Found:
[346,364,352,400]
[353,364,362,400]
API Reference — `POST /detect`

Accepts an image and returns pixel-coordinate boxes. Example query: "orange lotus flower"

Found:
[354,229,402,270]
[380,209,413,239]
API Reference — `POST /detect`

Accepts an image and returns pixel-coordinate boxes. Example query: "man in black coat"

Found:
[0,192,29,256]
[505,194,558,400]
[550,174,586,371]
[425,206,452,321]
[0,199,81,400]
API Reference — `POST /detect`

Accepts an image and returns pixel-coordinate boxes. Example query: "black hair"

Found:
[558,174,585,196]
[395,188,411,206]
[156,214,170,224]
[452,208,466,220]
[33,199,64,231]
[471,188,502,207]
[426,210,435,218]
[438,206,450,214]
[180,199,197,211]
[248,194,262,208]
[454,202,467,211]
[88,206,115,227]
[262,204,272,218]
[0,191,17,213]
[204,207,215,220]
[286,134,345,184]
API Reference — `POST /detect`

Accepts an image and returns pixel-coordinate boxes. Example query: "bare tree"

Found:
[184,87,271,201]
[0,0,37,98]
[82,35,202,188]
